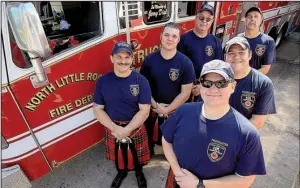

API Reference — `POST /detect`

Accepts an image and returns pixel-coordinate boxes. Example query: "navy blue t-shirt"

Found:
[140,50,195,104]
[230,69,276,119]
[93,71,151,121]
[178,31,223,79]
[161,102,266,179]
[238,33,276,69]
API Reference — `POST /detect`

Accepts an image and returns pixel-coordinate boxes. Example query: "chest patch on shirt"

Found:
[205,46,213,56]
[255,44,266,56]
[130,84,139,96]
[241,91,256,109]
[207,139,228,162]
[169,68,179,81]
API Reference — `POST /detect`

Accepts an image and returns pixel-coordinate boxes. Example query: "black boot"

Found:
[111,170,128,188]
[136,171,147,188]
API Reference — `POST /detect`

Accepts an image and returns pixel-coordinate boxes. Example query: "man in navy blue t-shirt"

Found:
[161,60,266,188]
[140,22,195,156]
[238,7,276,74]
[224,36,276,129]
[177,4,223,100]
[93,42,151,188]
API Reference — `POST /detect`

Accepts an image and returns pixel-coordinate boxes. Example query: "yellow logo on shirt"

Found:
[241,91,256,110]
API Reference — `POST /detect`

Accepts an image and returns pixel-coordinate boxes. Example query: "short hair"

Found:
[162,22,180,34]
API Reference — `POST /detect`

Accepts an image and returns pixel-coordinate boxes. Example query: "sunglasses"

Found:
[197,16,213,23]
[200,79,233,89]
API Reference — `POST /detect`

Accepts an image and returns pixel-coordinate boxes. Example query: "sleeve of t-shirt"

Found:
[262,39,276,65]
[177,35,187,54]
[215,36,224,61]
[138,75,152,104]
[235,131,266,176]
[93,79,105,105]
[160,108,180,143]
[140,56,151,80]
[252,80,276,115]
[182,57,196,85]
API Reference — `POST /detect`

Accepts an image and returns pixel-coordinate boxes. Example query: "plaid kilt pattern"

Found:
[104,124,150,165]
[165,168,180,188]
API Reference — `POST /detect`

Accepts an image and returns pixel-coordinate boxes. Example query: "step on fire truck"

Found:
[1,1,300,184]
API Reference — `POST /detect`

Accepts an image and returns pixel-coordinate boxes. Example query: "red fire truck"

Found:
[1,1,300,183]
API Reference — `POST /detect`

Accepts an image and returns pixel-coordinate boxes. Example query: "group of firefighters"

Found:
[92,4,276,188]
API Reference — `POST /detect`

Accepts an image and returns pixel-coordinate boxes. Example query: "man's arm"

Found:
[162,136,185,176]
[203,174,255,188]
[259,38,276,75]
[215,37,224,61]
[176,169,255,188]
[166,83,192,113]
[153,83,192,115]
[126,103,151,132]
[249,114,268,129]
[93,103,117,131]
[110,103,151,139]
[151,97,158,109]
[258,65,271,74]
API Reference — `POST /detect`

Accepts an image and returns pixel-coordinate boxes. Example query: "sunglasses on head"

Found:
[200,79,233,89]
[197,16,213,23]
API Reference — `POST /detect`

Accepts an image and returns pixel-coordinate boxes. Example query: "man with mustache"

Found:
[238,7,276,74]
[161,60,266,188]
[93,42,151,188]
[140,22,195,156]
[178,4,223,100]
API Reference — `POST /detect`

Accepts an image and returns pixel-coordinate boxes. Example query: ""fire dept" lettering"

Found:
[25,73,101,112]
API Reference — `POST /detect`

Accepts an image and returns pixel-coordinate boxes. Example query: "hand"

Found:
[152,103,168,115]
[173,168,186,177]
[112,126,131,139]
[175,169,199,188]
[192,84,200,96]
[159,103,169,107]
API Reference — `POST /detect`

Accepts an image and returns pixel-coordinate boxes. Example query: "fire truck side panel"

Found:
[42,120,104,169]
[3,149,51,180]
[1,88,51,180]
[1,88,33,140]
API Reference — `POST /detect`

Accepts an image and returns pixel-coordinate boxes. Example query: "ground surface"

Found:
[32,32,300,188]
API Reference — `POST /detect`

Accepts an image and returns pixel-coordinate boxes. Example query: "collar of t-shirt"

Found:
[201,104,231,121]
[235,69,253,82]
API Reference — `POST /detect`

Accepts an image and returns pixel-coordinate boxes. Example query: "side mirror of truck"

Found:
[6,2,50,88]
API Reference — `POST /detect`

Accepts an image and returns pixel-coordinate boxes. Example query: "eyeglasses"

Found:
[200,79,233,89]
[197,16,213,23]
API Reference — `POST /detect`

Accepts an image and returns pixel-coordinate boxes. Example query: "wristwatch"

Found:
[197,179,205,188]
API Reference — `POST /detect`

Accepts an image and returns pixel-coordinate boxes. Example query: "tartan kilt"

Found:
[165,168,180,188]
[104,124,150,165]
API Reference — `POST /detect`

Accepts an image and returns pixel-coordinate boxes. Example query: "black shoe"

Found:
[136,171,147,188]
[150,148,155,157]
[111,171,128,188]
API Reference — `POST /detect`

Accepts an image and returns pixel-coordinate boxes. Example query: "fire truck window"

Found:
[8,1,103,69]
[178,2,197,18]
[117,2,143,29]
[143,2,171,25]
